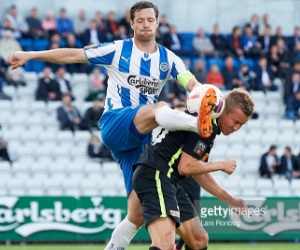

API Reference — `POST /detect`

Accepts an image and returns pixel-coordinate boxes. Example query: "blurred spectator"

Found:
[206,64,225,90]
[114,25,129,40]
[242,24,261,59]
[162,79,187,104]
[118,9,133,37]
[259,13,270,36]
[86,67,107,101]
[271,26,287,47]
[222,56,241,90]
[42,10,57,38]
[0,137,13,165]
[191,59,206,83]
[291,42,300,65]
[255,56,277,92]
[237,64,257,91]
[5,5,28,38]
[26,7,44,39]
[105,11,118,41]
[288,26,300,52]
[210,24,228,58]
[285,72,300,120]
[56,8,74,39]
[162,25,184,56]
[192,27,214,58]
[0,30,22,69]
[277,38,291,80]
[158,14,170,37]
[278,146,300,181]
[6,66,27,87]
[284,61,300,103]
[0,18,20,39]
[55,66,74,100]
[87,133,112,160]
[82,19,106,46]
[258,24,272,54]
[94,11,106,34]
[245,14,259,37]
[48,33,62,50]
[46,33,62,72]
[36,66,62,101]
[267,44,280,78]
[83,98,104,131]
[259,145,280,179]
[227,26,244,59]
[57,94,86,132]
[155,29,163,45]
[73,9,88,42]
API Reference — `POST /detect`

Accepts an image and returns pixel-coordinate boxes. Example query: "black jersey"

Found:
[134,119,221,182]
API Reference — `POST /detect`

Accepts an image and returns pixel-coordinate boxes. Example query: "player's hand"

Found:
[9,51,31,70]
[226,196,248,214]
[221,159,237,175]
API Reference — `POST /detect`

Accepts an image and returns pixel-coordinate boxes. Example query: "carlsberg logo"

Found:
[0,197,122,237]
[230,198,300,236]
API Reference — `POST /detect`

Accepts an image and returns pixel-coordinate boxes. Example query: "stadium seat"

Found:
[257,179,273,190]
[33,39,50,51]
[207,57,224,71]
[18,38,33,51]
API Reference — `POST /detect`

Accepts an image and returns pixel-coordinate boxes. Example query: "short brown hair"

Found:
[130,1,159,21]
[225,88,255,117]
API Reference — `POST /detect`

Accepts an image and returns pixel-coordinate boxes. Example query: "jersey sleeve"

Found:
[169,53,195,89]
[83,42,116,66]
[182,132,208,161]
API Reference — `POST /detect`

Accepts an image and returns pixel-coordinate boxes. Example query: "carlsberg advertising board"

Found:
[0,196,299,241]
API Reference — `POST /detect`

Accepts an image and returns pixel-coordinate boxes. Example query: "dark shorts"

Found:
[133,164,197,228]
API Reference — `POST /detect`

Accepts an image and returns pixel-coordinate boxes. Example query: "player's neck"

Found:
[133,37,157,54]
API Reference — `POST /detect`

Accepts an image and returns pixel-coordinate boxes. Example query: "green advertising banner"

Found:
[0,196,299,242]
[0,196,149,241]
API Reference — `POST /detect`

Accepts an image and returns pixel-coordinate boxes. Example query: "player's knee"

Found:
[186,231,209,249]
[152,230,174,250]
[127,211,143,227]
[155,101,169,108]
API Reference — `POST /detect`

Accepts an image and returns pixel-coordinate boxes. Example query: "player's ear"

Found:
[130,20,134,30]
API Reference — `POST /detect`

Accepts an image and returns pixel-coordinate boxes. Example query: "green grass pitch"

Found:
[0,243,299,250]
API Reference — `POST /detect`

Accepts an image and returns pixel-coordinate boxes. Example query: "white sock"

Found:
[155,106,198,133]
[104,217,140,250]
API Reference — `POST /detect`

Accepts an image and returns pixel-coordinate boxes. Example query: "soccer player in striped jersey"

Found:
[9,2,218,249]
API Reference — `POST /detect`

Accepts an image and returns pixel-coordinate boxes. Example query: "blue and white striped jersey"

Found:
[84,38,188,112]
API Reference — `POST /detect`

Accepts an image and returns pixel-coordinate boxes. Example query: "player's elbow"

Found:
[178,164,189,176]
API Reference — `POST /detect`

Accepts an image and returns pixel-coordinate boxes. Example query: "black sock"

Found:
[149,247,161,250]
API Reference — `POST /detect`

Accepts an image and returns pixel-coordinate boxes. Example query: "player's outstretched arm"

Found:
[178,152,237,176]
[9,48,88,70]
[193,173,247,211]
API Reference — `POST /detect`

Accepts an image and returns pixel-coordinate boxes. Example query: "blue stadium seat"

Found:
[240,58,256,70]
[31,60,45,73]
[33,39,50,51]
[207,57,224,71]
[180,32,195,53]
[18,38,33,51]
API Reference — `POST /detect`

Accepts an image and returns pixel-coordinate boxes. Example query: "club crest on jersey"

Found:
[127,75,159,95]
[193,140,207,158]
[159,62,169,72]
